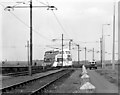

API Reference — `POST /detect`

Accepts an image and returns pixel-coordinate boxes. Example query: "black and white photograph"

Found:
[0,0,119,94]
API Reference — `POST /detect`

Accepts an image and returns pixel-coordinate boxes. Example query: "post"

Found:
[77,45,80,64]
[4,1,56,76]
[85,47,86,64]
[69,40,72,50]
[100,38,102,67]
[29,0,32,76]
[62,34,63,66]
[102,25,105,69]
[112,3,115,70]
[93,48,94,61]
[27,41,29,66]
[118,1,120,64]
[0,6,2,64]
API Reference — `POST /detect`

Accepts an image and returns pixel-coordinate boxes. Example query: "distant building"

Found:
[118,1,120,63]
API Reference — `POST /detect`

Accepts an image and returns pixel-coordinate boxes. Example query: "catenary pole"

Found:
[112,3,115,70]
[62,34,63,66]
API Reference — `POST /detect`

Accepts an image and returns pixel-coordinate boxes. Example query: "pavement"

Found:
[87,69,118,93]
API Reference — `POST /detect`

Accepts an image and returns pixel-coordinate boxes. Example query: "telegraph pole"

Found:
[29,0,32,76]
[25,41,29,67]
[62,34,63,66]
[27,41,29,67]
[5,1,56,76]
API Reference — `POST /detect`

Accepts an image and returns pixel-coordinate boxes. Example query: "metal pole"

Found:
[69,40,71,50]
[118,1,120,64]
[27,41,29,66]
[85,47,86,64]
[102,25,104,69]
[78,45,80,64]
[100,38,102,67]
[112,3,115,70]
[93,48,94,61]
[62,34,63,66]
[5,2,56,76]
[29,0,32,76]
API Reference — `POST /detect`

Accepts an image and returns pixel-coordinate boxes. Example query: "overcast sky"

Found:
[0,0,119,61]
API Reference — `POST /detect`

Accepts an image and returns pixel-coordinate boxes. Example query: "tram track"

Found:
[3,67,58,77]
[1,68,74,95]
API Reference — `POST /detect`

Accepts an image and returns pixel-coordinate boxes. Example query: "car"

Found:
[89,61,97,70]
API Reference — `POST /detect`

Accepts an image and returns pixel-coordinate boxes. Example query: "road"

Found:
[88,69,118,93]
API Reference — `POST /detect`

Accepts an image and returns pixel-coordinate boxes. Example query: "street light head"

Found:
[4,6,14,11]
[47,6,57,10]
[52,39,56,41]
[16,2,25,4]
[107,24,110,25]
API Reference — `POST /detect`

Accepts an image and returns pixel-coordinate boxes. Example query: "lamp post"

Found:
[85,47,87,65]
[52,35,72,66]
[25,41,29,67]
[5,1,56,76]
[112,3,116,70]
[62,34,63,66]
[101,24,110,69]
[76,44,80,65]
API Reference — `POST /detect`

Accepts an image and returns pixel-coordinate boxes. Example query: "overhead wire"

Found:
[1,1,53,42]
[35,0,62,40]
[51,10,70,38]
[9,11,52,41]
[44,0,70,37]
[35,0,48,6]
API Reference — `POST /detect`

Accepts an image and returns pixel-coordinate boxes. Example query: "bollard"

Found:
[82,65,86,71]
[81,73,90,85]
[82,69,87,75]
[82,65,87,75]
[80,82,96,93]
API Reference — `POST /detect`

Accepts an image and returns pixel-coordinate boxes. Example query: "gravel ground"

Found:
[1,69,64,89]
[95,67,118,86]
[44,68,82,93]
[95,65,119,92]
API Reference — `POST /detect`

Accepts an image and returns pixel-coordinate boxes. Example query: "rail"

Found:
[1,68,73,94]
